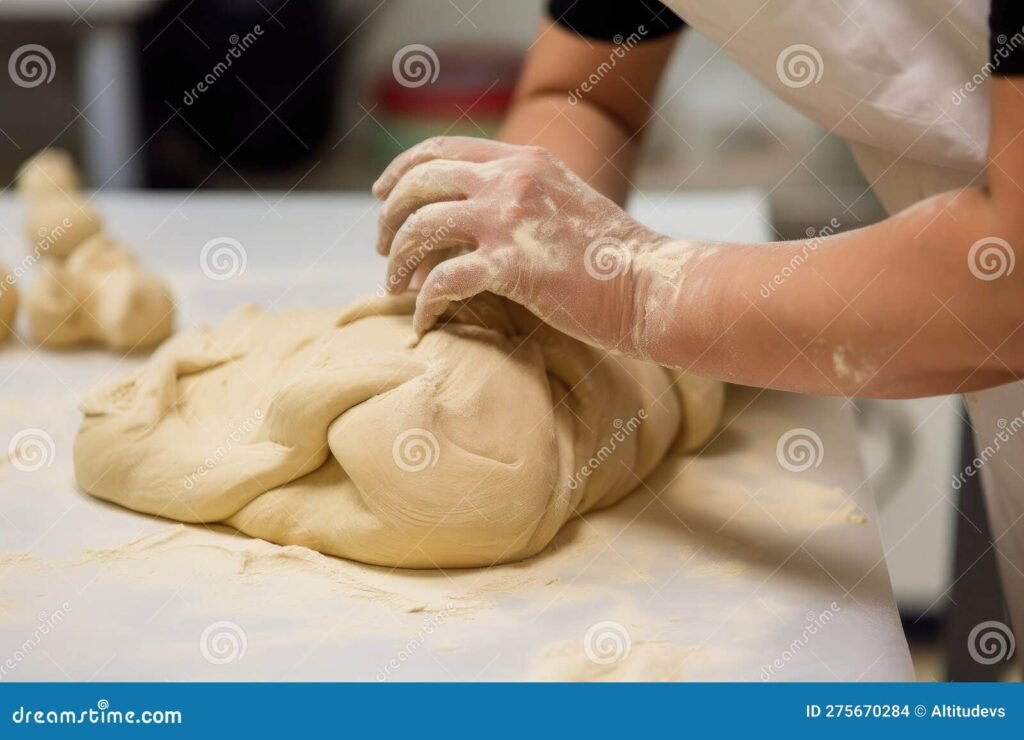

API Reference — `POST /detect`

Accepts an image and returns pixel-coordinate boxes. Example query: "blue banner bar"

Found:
[1,683,1021,737]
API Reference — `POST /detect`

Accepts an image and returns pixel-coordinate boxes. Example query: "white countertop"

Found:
[0,191,914,681]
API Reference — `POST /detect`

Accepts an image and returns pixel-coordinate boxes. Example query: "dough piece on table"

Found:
[15,148,82,199]
[0,263,18,342]
[26,235,174,351]
[24,194,102,259]
[74,293,724,569]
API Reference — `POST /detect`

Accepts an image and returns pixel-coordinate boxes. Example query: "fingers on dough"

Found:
[372,136,520,198]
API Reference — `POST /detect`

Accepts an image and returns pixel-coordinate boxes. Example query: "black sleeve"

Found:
[990,0,1024,75]
[547,0,684,42]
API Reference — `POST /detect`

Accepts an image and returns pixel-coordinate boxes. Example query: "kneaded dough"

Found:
[0,264,18,342]
[16,148,82,199]
[26,235,174,351]
[24,193,102,259]
[74,293,724,568]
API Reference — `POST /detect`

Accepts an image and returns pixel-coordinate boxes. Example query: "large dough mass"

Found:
[75,294,723,568]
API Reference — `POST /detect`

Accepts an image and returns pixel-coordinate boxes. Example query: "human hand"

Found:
[373,137,698,359]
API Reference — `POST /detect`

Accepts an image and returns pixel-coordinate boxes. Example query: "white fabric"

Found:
[665,0,990,174]
[663,0,1024,634]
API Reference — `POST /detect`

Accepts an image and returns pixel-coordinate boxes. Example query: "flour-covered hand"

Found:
[373,136,700,358]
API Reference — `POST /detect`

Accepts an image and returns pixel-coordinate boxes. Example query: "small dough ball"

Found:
[25,258,81,347]
[27,236,174,351]
[0,263,18,342]
[16,148,82,199]
[24,194,102,259]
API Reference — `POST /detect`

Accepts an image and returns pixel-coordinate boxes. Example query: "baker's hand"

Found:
[373,136,694,357]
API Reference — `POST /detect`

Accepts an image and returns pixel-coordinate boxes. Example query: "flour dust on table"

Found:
[74,292,724,569]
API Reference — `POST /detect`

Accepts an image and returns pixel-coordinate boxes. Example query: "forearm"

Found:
[649,188,1023,398]
[499,94,638,204]
[498,19,680,205]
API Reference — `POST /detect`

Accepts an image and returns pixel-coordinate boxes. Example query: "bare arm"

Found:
[499,19,681,204]
[374,49,1023,400]
[658,78,1024,397]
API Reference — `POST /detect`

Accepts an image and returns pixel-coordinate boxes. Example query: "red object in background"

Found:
[372,45,522,163]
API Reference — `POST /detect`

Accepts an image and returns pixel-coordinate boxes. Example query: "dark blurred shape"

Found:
[0,24,77,186]
[371,45,520,166]
[138,0,341,188]
[945,411,1015,681]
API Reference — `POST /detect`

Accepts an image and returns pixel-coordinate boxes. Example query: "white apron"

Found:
[662,0,1024,634]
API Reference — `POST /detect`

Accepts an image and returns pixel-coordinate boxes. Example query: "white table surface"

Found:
[0,191,914,681]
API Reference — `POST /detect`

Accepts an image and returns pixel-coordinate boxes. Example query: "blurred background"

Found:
[0,0,1016,681]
